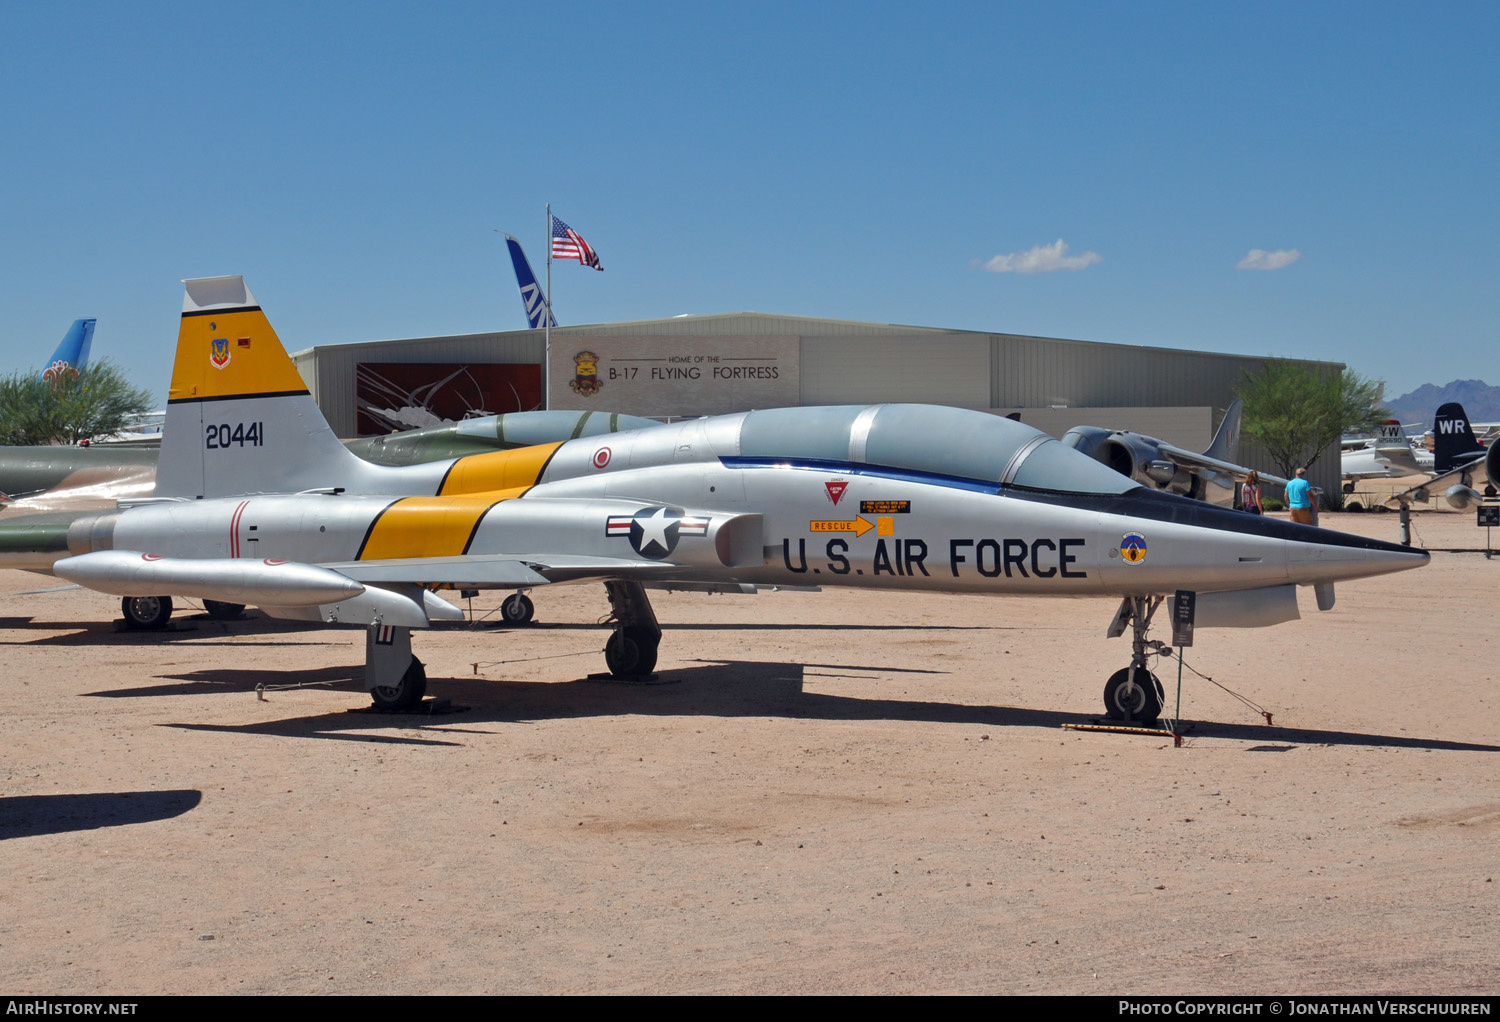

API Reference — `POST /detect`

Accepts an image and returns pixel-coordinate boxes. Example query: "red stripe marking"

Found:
[230,500,249,558]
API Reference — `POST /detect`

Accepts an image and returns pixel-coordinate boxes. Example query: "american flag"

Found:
[551,214,603,270]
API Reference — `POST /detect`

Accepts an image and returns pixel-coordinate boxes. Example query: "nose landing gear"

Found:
[1104,595,1170,724]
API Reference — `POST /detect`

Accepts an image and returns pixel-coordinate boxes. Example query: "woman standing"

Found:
[1242,470,1263,515]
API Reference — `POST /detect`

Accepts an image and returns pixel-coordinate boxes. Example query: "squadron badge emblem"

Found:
[1120,533,1147,564]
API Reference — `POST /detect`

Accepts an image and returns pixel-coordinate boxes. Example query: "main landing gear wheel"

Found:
[1104,667,1163,723]
[121,595,173,630]
[203,600,246,620]
[500,593,535,625]
[370,657,427,711]
[604,627,658,678]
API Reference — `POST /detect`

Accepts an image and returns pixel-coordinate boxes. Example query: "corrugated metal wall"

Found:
[290,312,1344,497]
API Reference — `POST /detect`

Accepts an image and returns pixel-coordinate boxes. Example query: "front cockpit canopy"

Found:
[735,404,1141,495]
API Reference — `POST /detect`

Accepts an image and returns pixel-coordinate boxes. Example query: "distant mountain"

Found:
[1386,380,1500,426]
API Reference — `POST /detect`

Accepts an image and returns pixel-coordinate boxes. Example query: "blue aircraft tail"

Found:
[504,235,556,329]
[40,318,95,382]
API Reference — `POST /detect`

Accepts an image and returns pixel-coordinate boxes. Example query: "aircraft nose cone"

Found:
[1285,533,1429,584]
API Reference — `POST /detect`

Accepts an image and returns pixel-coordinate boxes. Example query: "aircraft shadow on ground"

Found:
[0,789,203,840]
[157,658,1500,754]
[0,614,339,646]
[85,664,362,699]
[451,620,1010,634]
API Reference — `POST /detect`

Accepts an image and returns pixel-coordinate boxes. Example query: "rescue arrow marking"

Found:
[810,516,875,537]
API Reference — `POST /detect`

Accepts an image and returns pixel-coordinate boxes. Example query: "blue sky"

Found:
[2,2,1495,402]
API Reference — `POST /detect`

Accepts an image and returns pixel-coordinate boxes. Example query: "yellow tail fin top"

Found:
[168,276,309,402]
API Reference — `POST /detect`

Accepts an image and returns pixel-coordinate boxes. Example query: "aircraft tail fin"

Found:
[1433,402,1486,473]
[1372,419,1411,453]
[1204,399,1243,463]
[40,318,96,382]
[504,234,556,329]
[154,276,376,499]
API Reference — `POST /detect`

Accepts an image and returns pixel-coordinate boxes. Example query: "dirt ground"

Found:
[0,506,1496,995]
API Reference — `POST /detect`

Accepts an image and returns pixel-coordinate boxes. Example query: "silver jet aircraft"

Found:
[1341,419,1432,488]
[6,277,1430,723]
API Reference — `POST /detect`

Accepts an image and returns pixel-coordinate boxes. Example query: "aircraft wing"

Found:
[1385,458,1492,508]
[1151,443,1289,489]
[324,553,686,587]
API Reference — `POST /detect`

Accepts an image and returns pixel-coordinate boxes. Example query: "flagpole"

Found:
[543,203,554,411]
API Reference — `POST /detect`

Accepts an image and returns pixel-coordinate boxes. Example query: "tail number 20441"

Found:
[205,422,264,449]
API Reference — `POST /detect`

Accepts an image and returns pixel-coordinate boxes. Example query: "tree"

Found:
[1235,361,1388,479]
[0,361,156,446]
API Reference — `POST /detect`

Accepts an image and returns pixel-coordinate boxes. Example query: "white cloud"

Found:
[1237,248,1302,270]
[982,239,1101,274]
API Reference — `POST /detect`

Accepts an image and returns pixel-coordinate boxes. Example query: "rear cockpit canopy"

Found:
[735,404,1140,495]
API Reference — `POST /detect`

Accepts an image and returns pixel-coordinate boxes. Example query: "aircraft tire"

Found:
[121,595,173,631]
[501,593,535,626]
[604,627,658,678]
[370,657,427,711]
[1103,667,1162,723]
[203,600,246,620]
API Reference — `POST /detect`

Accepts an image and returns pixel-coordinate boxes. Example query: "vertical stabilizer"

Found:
[40,318,96,382]
[505,235,556,329]
[1204,399,1243,463]
[1433,402,1486,473]
[155,277,445,499]
[1372,419,1411,453]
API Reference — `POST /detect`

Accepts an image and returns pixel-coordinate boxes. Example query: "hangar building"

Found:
[289,313,1343,495]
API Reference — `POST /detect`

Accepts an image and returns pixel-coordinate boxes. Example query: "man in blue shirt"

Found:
[1286,467,1314,525]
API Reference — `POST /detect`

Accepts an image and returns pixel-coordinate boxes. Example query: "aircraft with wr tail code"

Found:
[0,276,1430,723]
[1385,402,1495,510]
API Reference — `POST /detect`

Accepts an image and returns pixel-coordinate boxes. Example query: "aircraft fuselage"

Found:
[41,410,1424,603]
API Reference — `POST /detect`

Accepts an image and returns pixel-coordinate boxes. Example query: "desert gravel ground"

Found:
[0,507,1496,995]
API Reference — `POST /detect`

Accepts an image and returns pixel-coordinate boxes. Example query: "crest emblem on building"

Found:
[210,337,231,370]
[570,350,602,397]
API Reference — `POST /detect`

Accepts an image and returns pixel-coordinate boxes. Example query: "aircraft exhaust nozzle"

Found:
[53,551,365,606]
[1446,484,1483,511]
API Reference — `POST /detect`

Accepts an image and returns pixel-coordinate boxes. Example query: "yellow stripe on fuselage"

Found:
[438,442,562,496]
[357,490,529,560]
[168,307,310,402]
